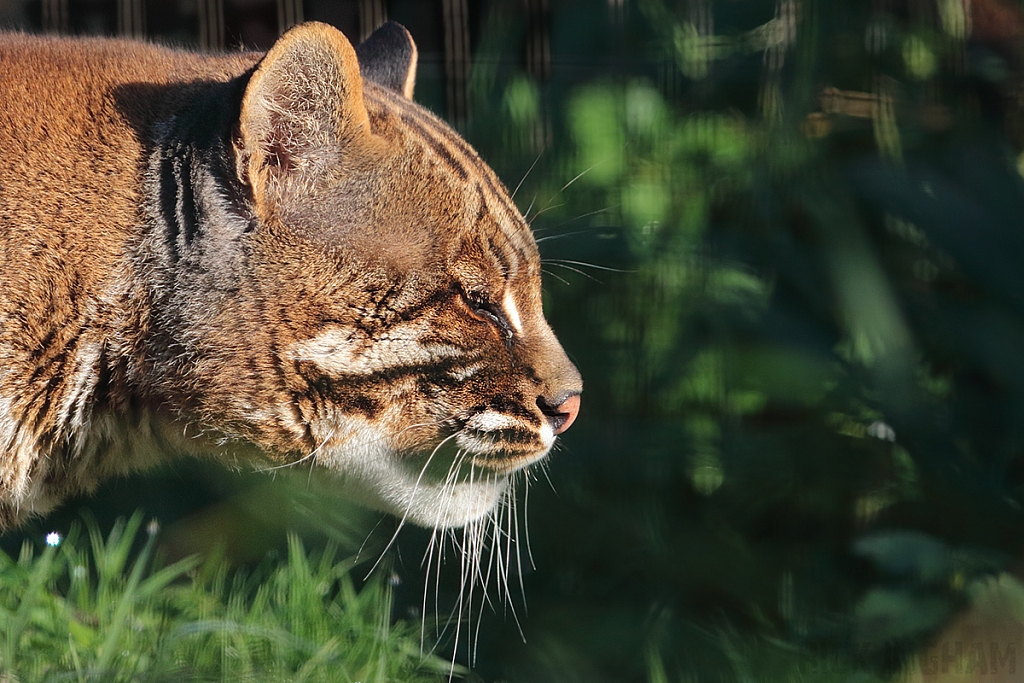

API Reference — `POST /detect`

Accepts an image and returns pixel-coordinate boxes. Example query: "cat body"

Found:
[0,22,581,529]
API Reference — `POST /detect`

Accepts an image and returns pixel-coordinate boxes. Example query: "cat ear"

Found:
[355,21,418,99]
[238,21,370,207]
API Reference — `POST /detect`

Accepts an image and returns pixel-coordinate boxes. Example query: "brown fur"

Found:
[0,22,581,529]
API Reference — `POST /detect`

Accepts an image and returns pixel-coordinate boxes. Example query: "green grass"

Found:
[0,512,457,682]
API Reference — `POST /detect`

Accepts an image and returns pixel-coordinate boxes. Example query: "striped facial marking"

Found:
[288,323,466,377]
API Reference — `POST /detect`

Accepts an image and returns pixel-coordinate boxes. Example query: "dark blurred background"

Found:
[5,0,1024,681]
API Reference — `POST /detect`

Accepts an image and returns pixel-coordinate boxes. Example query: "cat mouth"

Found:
[453,411,555,473]
[457,430,552,472]
[318,413,553,528]
[467,447,550,473]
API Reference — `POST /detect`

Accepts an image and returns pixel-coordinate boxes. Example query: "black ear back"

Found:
[356,21,418,99]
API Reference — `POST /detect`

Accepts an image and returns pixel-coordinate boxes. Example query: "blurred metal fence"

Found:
[0,0,563,125]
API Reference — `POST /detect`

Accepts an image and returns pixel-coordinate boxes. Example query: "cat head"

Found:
[191,22,581,528]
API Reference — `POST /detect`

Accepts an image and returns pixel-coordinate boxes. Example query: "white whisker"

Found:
[543,261,603,283]
[426,448,470,657]
[527,200,565,226]
[497,476,526,642]
[525,164,600,231]
[538,458,557,494]
[558,164,597,194]
[253,428,335,473]
[535,227,602,243]
[523,473,536,571]
[511,148,544,201]
[523,193,538,220]
[542,268,572,287]
[364,430,462,580]
[512,476,529,620]
[421,527,438,651]
[409,447,542,674]
[533,207,617,237]
[544,258,633,274]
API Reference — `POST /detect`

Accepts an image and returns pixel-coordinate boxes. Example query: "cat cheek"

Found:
[286,324,465,378]
[446,363,484,384]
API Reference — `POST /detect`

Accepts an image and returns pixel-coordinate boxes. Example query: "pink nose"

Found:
[551,393,580,435]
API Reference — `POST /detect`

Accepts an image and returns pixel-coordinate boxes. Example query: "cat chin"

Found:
[313,418,512,528]
[382,472,510,529]
[331,453,510,529]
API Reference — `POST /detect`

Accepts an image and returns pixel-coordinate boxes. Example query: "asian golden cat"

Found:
[0,20,581,531]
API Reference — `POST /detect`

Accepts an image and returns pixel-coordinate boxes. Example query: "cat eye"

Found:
[459,288,515,343]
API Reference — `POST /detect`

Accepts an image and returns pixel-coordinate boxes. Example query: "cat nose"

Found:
[537,392,581,435]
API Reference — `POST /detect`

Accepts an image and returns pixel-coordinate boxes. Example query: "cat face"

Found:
[224,22,581,527]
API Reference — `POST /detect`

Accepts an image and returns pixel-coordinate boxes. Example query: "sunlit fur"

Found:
[0,22,581,530]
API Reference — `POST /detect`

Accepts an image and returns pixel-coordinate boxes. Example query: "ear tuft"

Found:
[238,22,369,206]
[355,21,418,99]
